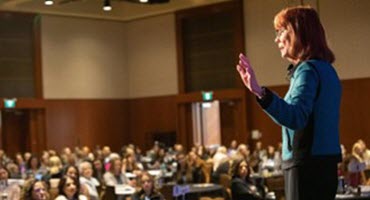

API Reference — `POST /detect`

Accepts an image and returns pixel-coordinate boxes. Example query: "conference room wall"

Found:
[243,0,370,87]
[39,0,370,151]
[41,0,370,99]
[41,15,129,99]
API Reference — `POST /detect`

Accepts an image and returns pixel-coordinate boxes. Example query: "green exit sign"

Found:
[4,98,17,108]
[202,91,213,101]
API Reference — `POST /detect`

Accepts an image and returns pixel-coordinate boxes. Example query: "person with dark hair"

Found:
[0,165,21,200]
[22,179,50,200]
[55,176,87,200]
[236,5,341,200]
[26,155,44,180]
[62,165,80,180]
[131,171,164,200]
[230,159,263,200]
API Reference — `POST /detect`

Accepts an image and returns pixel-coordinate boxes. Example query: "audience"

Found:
[0,138,366,200]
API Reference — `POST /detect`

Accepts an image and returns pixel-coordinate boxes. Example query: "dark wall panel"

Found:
[128,95,177,151]
[45,100,129,152]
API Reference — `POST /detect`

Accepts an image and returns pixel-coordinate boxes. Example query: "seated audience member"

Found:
[6,162,22,179]
[227,140,238,157]
[101,146,112,171]
[0,165,21,200]
[79,161,100,200]
[357,139,370,167]
[348,142,367,187]
[211,158,234,184]
[103,157,130,187]
[24,152,32,164]
[0,150,11,167]
[196,145,211,161]
[131,171,164,200]
[122,152,143,174]
[55,176,88,200]
[62,165,89,198]
[62,165,79,180]
[176,151,210,184]
[22,179,50,200]
[26,155,44,180]
[231,159,263,200]
[44,156,63,180]
[92,159,105,183]
[212,146,228,172]
[338,144,351,177]
[15,153,27,177]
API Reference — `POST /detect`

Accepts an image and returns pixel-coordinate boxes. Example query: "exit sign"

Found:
[202,91,213,101]
[3,98,17,108]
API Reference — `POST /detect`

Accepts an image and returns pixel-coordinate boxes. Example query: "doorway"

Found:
[192,101,221,146]
[176,89,249,150]
[0,108,46,158]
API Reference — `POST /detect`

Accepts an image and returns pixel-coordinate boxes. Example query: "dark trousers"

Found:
[284,160,338,200]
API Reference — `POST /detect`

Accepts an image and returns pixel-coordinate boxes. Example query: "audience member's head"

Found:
[57,176,81,200]
[231,159,251,180]
[23,179,50,200]
[27,155,41,170]
[79,161,93,179]
[0,165,9,181]
[62,165,79,179]
[109,157,122,175]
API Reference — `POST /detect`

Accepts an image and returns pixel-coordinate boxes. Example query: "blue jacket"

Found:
[258,60,342,169]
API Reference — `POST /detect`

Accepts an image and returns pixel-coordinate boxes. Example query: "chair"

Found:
[101,185,117,200]
[265,176,284,200]
[218,174,232,200]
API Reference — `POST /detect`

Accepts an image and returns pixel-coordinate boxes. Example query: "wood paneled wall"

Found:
[127,95,177,151]
[45,100,129,152]
[43,78,370,153]
[44,96,177,153]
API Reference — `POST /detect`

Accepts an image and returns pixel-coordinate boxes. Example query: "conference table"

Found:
[162,183,225,200]
[336,194,370,200]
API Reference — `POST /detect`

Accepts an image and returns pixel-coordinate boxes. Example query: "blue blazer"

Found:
[258,60,342,169]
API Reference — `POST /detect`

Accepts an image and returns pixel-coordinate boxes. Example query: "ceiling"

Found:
[0,0,231,21]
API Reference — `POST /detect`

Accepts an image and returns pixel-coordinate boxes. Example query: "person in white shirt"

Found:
[0,165,20,200]
[79,161,100,200]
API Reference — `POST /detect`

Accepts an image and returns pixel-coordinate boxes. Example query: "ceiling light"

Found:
[139,0,149,3]
[45,0,54,5]
[103,0,112,11]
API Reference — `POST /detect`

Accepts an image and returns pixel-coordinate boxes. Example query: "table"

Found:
[173,183,224,200]
[336,194,370,200]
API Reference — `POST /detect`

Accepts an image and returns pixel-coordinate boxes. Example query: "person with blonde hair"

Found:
[237,5,341,200]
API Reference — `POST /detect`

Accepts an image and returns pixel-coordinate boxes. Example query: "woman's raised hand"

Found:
[236,53,263,98]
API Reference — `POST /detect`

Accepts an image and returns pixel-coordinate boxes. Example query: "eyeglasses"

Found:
[275,28,287,38]
[34,188,46,193]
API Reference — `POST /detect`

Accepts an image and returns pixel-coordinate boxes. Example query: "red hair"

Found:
[274,6,335,63]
